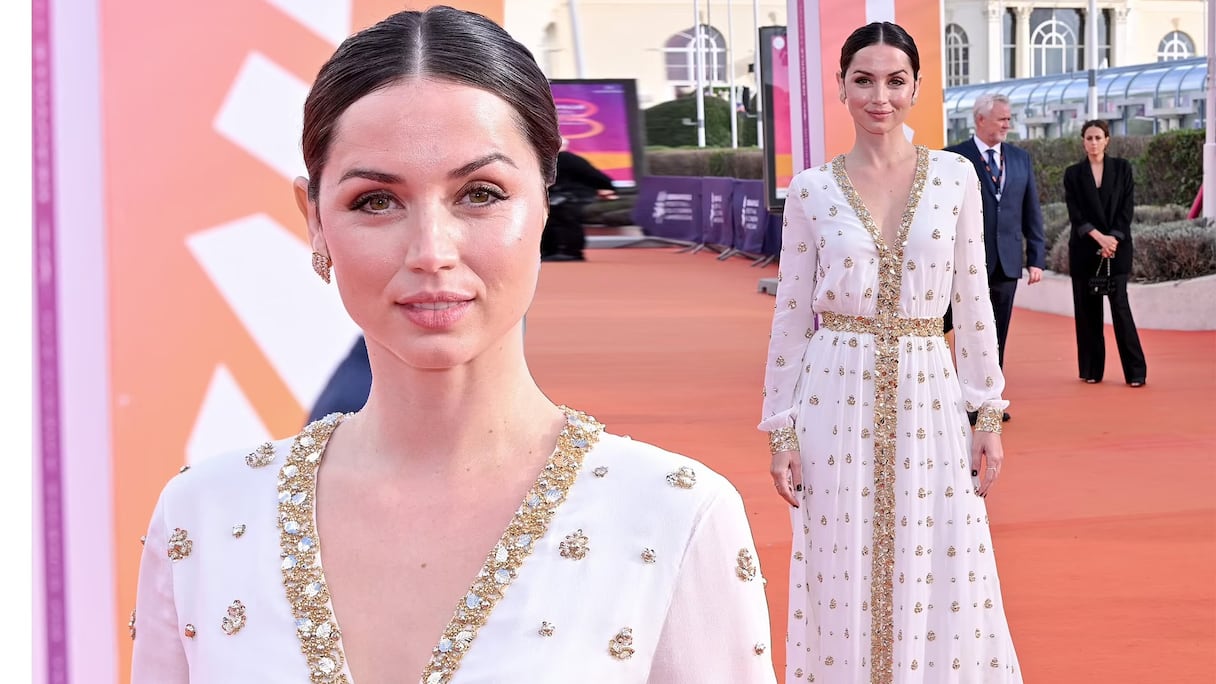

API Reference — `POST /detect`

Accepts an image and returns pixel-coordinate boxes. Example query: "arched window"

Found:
[1157,31,1195,61]
[664,25,728,86]
[1031,14,1079,76]
[945,24,970,87]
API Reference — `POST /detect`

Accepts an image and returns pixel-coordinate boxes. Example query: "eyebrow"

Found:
[448,152,517,179]
[338,168,402,185]
[852,69,909,77]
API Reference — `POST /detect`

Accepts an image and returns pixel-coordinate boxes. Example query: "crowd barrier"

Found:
[631,176,783,265]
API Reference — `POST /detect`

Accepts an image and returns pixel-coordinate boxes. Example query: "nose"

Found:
[403,205,460,273]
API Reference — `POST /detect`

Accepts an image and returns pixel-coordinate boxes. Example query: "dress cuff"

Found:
[768,426,800,455]
[974,406,1003,434]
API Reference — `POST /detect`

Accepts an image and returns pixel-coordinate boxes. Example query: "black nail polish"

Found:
[971,469,978,477]
[796,484,803,492]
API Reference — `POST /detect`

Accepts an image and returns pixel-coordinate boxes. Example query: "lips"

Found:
[396,292,474,330]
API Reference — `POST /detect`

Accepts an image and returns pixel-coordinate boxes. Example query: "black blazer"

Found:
[1063,156,1135,276]
[944,139,1046,280]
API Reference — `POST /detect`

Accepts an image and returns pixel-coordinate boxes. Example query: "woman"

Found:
[761,22,1022,683]
[132,8,775,683]
[1063,120,1147,386]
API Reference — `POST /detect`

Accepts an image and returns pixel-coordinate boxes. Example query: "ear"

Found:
[912,75,922,104]
[294,177,327,256]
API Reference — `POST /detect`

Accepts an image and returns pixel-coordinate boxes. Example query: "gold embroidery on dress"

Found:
[277,408,602,684]
[832,145,929,683]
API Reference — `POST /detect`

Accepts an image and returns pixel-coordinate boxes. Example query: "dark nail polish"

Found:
[796,484,803,492]
[971,469,978,477]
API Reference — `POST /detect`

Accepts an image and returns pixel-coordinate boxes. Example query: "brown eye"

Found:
[368,196,391,211]
[469,189,492,204]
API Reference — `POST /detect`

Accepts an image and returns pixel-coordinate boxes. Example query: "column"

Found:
[1016,5,1033,78]
[987,2,1004,82]
[1113,7,1129,67]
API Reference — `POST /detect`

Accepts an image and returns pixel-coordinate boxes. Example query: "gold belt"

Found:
[819,311,944,337]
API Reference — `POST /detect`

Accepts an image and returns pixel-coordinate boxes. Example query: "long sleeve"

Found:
[1021,152,1046,268]
[951,164,1010,416]
[646,487,777,683]
[758,174,818,432]
[1064,166,1096,240]
[131,489,189,684]
[1110,160,1135,241]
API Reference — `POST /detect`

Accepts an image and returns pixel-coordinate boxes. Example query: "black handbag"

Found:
[1087,258,1116,296]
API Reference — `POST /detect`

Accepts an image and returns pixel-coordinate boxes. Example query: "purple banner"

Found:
[551,80,639,187]
[733,180,772,254]
[33,0,69,681]
[701,178,735,247]
[633,176,702,242]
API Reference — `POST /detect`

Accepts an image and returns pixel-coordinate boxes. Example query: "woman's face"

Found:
[837,44,920,137]
[298,78,548,370]
[1083,126,1109,157]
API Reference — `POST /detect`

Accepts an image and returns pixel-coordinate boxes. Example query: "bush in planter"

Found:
[1137,129,1204,208]
[644,147,764,179]
[1045,217,1216,282]
[644,94,758,148]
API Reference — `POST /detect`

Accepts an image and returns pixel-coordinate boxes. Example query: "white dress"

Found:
[759,148,1022,683]
[131,409,777,683]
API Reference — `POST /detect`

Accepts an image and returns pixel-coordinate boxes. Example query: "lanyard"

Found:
[982,147,1004,195]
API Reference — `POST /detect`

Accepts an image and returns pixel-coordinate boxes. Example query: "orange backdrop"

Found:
[792,0,944,170]
[103,2,503,680]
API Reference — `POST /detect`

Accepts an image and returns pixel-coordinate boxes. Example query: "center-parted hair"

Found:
[839,22,921,79]
[301,6,562,200]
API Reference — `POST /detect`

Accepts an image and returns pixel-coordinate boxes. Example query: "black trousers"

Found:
[540,201,586,257]
[1071,273,1147,383]
[987,271,1019,368]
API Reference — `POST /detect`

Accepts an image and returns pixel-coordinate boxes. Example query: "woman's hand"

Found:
[770,449,802,508]
[1089,229,1118,258]
[970,430,1004,497]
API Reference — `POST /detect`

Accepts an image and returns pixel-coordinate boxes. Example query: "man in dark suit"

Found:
[946,93,1046,422]
[541,139,618,262]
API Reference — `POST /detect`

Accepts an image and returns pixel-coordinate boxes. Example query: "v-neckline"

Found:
[276,408,604,684]
[831,145,929,256]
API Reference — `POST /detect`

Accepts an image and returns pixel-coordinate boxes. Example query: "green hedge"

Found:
[1043,202,1213,282]
[1014,129,1201,206]
[643,94,758,148]
[644,147,764,179]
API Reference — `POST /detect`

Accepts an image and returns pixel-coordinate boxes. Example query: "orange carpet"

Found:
[525,247,1216,683]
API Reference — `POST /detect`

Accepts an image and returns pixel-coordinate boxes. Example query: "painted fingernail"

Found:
[971,469,978,477]
[795,484,803,492]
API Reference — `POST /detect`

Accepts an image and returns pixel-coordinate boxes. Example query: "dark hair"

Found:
[1081,119,1110,138]
[301,6,561,200]
[839,22,921,79]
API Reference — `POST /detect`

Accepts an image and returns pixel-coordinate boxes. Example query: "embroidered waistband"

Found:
[819,311,944,338]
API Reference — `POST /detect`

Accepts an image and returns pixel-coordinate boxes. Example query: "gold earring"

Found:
[311,252,332,284]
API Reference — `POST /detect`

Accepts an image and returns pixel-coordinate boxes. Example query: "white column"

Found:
[1113,7,1129,68]
[1085,3,1098,118]
[987,2,1004,82]
[1016,5,1032,78]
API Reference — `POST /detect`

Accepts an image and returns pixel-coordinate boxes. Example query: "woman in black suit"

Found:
[1063,119,1147,386]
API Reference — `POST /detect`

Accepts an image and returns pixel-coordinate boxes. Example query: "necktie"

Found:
[986,148,1002,191]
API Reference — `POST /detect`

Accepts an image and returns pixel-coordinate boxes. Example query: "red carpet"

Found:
[526,247,1216,683]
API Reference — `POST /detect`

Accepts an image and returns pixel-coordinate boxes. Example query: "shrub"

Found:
[1014,135,1156,205]
[1040,202,1070,253]
[1132,218,1216,283]
[1045,217,1216,282]
[644,147,764,179]
[643,94,758,148]
[1136,129,1205,207]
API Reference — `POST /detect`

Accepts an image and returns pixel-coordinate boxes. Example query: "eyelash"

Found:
[854,78,906,86]
[347,184,509,213]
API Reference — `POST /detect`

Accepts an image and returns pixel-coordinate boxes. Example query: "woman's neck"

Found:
[847,126,916,169]
[338,327,563,477]
[1088,153,1104,165]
